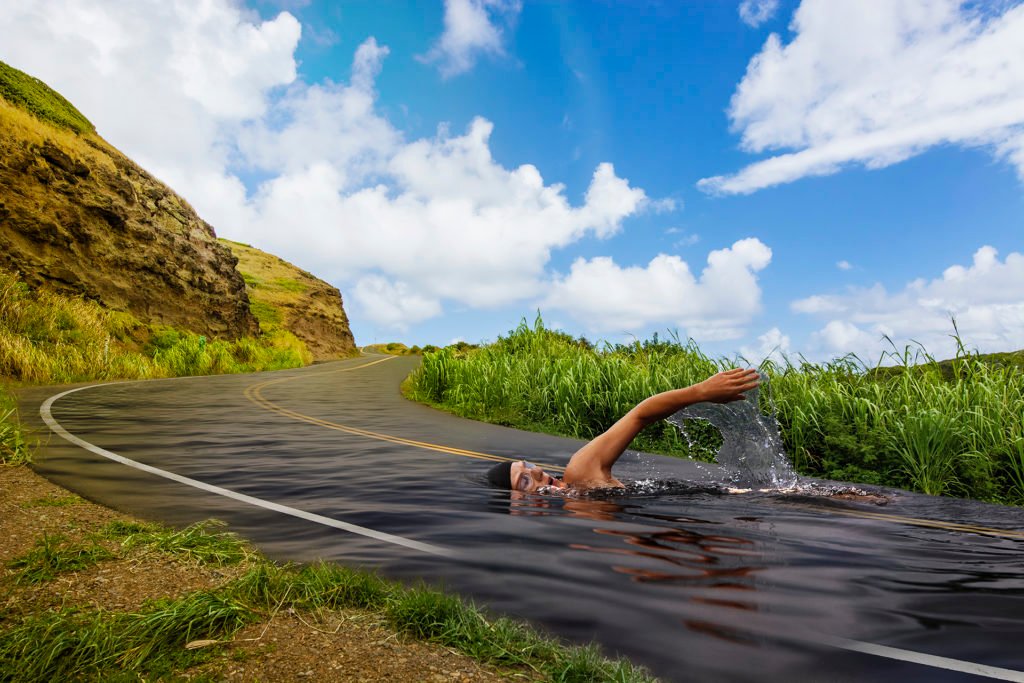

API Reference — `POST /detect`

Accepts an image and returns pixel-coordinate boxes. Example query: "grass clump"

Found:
[0,60,94,134]
[7,534,113,585]
[100,519,251,566]
[0,268,309,385]
[0,388,29,465]
[0,591,252,682]
[407,315,1024,505]
[19,494,84,508]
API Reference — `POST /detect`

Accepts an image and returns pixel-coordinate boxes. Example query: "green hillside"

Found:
[0,60,94,134]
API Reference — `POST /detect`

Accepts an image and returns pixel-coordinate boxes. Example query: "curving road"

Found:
[18,356,1024,682]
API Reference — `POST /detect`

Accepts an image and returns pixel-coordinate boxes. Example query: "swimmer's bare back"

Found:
[562,368,761,489]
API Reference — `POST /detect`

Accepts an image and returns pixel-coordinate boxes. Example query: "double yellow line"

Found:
[243,356,565,473]
[244,357,1024,541]
[814,506,1024,540]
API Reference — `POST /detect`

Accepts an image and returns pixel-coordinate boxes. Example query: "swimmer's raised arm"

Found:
[562,368,760,488]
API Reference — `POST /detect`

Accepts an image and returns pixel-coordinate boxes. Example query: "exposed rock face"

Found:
[0,98,258,339]
[222,240,356,361]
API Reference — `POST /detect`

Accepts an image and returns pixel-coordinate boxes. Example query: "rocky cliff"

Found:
[222,240,356,361]
[0,61,257,339]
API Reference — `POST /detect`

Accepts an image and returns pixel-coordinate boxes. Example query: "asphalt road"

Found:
[18,356,1024,683]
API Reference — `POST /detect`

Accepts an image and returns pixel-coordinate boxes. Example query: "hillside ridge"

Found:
[0,59,353,352]
[222,239,356,361]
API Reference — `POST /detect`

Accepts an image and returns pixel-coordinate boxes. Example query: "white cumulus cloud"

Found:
[794,246,1024,360]
[0,0,660,333]
[700,0,1024,194]
[352,276,443,331]
[739,326,791,363]
[542,238,773,339]
[418,0,521,78]
[739,0,780,28]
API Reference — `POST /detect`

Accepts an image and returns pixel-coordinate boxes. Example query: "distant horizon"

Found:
[2,0,1021,362]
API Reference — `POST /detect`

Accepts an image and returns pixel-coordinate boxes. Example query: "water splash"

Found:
[667,372,799,489]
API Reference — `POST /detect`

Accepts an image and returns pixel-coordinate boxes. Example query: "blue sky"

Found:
[2,0,1022,361]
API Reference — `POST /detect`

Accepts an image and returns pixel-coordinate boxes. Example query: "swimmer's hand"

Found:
[692,368,760,403]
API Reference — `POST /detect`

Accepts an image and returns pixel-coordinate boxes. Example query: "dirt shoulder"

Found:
[0,465,529,682]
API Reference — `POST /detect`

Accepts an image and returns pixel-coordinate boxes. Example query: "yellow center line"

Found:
[243,356,566,473]
[244,357,1023,540]
[808,507,1024,540]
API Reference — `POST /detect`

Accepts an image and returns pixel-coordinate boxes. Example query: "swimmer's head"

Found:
[486,460,563,493]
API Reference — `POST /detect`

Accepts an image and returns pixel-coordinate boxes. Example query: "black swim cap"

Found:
[486,461,513,489]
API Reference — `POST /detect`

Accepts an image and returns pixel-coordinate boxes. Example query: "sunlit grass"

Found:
[231,562,654,682]
[1,523,654,683]
[0,60,94,134]
[0,591,252,681]
[407,316,1024,505]
[0,268,309,386]
[99,519,252,566]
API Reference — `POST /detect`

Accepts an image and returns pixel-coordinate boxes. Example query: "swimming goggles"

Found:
[515,461,539,491]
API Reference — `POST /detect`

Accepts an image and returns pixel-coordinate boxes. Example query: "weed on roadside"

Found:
[99,519,252,566]
[7,534,112,585]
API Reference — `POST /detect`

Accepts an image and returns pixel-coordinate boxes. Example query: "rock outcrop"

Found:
[0,63,257,339]
[222,240,356,361]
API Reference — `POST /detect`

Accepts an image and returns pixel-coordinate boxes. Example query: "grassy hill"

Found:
[0,60,94,134]
[0,60,259,339]
[221,240,356,361]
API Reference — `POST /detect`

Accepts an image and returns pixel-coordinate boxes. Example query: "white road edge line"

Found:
[40,384,453,558]
[819,636,1024,682]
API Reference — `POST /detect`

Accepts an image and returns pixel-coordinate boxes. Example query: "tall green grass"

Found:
[407,316,1024,504]
[0,269,309,385]
[407,318,726,460]
[0,387,28,465]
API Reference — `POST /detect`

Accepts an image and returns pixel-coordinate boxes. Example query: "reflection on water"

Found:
[511,491,765,646]
[501,482,1024,678]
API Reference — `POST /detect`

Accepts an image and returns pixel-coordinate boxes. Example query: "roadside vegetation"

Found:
[365,341,480,357]
[406,316,1024,505]
[0,267,309,468]
[0,268,309,389]
[0,388,28,466]
[0,512,653,682]
[365,341,433,355]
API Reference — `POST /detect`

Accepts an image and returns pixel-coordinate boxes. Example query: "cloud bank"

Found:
[701,0,1024,194]
[3,0,741,337]
[542,238,773,340]
[793,246,1024,360]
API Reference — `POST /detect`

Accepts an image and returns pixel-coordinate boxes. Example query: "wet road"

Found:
[18,356,1024,682]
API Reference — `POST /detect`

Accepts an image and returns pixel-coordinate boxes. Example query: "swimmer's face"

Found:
[510,460,563,493]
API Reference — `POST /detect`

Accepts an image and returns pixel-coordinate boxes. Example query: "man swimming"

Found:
[486,368,761,492]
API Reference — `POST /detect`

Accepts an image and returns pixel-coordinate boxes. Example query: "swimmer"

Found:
[486,368,761,492]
